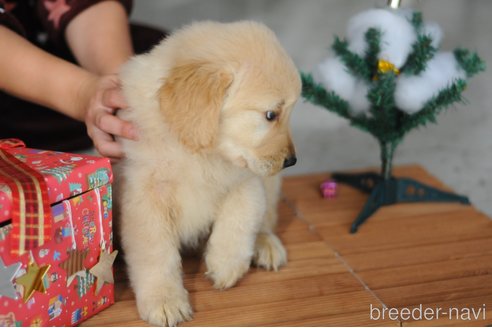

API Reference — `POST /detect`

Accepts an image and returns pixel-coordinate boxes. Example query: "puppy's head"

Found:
[158,21,301,176]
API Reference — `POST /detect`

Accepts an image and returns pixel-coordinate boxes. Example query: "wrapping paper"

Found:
[0,147,114,326]
[0,148,112,223]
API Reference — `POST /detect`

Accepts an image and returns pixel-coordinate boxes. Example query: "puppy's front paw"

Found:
[253,233,287,271]
[136,288,192,326]
[205,252,251,290]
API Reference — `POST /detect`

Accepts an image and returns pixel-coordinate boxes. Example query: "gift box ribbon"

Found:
[0,139,52,255]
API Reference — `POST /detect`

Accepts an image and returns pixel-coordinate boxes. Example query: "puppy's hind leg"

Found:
[120,179,192,326]
[253,174,287,271]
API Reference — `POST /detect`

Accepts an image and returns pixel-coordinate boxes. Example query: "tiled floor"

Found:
[130,0,492,217]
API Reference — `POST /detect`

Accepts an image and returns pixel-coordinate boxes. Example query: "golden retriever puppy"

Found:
[117,21,301,326]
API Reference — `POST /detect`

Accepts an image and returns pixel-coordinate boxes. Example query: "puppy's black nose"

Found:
[283,155,297,168]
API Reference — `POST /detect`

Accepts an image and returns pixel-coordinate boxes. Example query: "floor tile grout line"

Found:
[281,194,317,233]
[282,193,403,327]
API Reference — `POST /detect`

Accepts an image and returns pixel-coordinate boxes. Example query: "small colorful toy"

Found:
[320,180,337,199]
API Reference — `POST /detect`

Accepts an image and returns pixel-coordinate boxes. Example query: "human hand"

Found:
[84,75,138,161]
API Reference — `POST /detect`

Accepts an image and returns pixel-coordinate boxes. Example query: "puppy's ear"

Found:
[158,61,233,151]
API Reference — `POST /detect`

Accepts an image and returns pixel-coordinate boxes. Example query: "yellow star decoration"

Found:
[377,59,400,75]
[89,250,118,294]
[16,261,51,302]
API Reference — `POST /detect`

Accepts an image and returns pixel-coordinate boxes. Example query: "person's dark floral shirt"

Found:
[0,0,132,48]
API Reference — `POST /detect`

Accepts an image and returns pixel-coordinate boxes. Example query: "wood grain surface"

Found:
[82,165,492,326]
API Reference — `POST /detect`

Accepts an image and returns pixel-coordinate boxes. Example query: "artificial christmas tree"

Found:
[301,4,485,233]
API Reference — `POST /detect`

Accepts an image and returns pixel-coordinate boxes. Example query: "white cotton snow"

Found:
[316,8,453,117]
[317,57,371,115]
[422,22,443,48]
[346,9,417,68]
[395,52,466,114]
[317,57,355,102]
[349,81,371,115]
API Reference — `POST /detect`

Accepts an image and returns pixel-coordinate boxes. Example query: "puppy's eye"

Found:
[265,111,278,121]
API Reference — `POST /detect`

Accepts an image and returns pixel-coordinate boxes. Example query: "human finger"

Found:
[102,87,128,109]
[91,128,125,159]
[96,111,138,140]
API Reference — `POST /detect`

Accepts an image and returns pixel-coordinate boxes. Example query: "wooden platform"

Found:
[82,165,492,326]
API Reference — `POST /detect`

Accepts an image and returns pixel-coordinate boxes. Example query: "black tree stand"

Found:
[332,141,471,233]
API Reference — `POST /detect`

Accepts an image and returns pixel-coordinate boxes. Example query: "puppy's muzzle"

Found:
[282,155,297,169]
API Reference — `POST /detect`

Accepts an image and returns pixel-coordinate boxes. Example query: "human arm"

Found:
[0,25,97,121]
[0,25,134,159]
[64,1,137,159]
[65,1,133,75]
[0,1,137,159]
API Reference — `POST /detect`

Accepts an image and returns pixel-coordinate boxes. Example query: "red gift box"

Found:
[0,140,115,326]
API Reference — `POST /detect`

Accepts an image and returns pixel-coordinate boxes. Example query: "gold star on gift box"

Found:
[89,250,118,294]
[16,261,50,302]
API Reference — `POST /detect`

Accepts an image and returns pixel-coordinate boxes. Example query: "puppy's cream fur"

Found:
[117,21,301,326]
